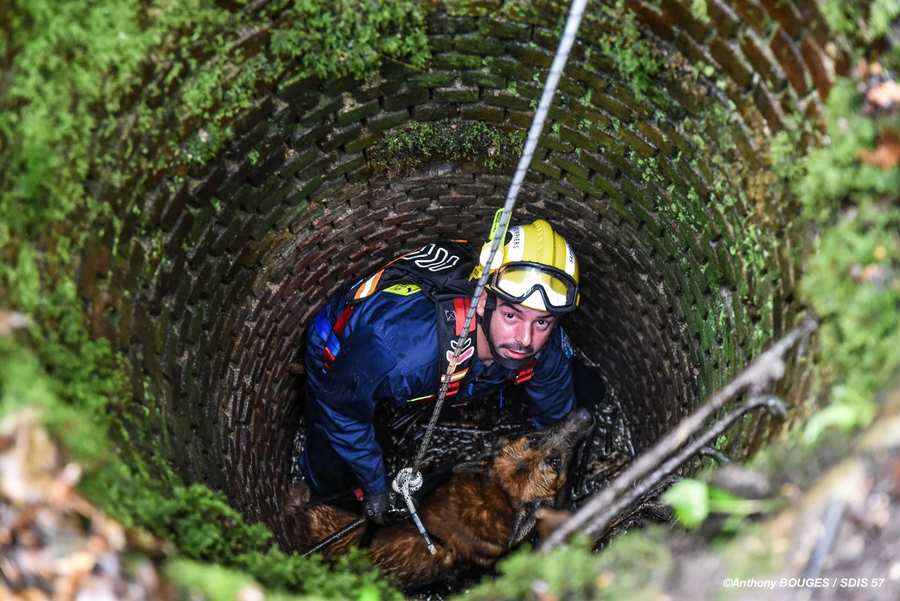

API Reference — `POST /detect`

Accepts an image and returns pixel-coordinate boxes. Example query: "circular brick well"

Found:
[79,2,842,551]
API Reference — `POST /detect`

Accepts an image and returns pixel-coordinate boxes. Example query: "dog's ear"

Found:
[508,500,543,548]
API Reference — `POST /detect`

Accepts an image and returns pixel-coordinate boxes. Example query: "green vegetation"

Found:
[370,119,526,173]
[1,0,429,597]
[789,76,900,443]
[662,478,774,531]
[595,0,663,101]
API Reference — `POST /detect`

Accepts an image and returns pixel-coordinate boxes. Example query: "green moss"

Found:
[369,119,526,173]
[461,531,672,601]
[794,75,900,443]
[595,0,663,102]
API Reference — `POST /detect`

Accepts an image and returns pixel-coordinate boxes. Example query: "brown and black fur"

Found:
[291,408,593,587]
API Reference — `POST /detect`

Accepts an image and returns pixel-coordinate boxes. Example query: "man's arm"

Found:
[312,326,397,496]
[525,326,576,428]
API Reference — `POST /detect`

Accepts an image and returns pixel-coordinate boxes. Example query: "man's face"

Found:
[477,296,557,362]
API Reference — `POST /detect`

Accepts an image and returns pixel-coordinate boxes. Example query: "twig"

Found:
[800,495,846,582]
[540,314,817,551]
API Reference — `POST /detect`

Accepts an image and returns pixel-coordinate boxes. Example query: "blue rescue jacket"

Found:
[303,279,576,497]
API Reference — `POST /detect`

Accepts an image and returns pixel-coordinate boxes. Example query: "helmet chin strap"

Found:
[477,294,534,371]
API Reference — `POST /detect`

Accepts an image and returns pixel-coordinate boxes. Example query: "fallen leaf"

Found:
[0,311,29,336]
[857,131,900,169]
[867,80,900,109]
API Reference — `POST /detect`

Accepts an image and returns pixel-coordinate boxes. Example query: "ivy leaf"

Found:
[661,479,709,528]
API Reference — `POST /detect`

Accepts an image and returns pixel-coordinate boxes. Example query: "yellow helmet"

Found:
[478,219,580,314]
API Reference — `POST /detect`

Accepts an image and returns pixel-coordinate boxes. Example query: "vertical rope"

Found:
[408,0,590,475]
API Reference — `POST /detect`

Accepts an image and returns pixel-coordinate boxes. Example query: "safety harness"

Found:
[314,240,536,402]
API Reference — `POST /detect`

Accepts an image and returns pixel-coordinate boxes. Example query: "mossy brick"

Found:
[345,132,382,153]
[299,96,342,126]
[590,91,631,122]
[330,154,366,179]
[760,0,804,38]
[160,187,189,233]
[231,97,274,139]
[635,122,672,156]
[619,127,657,159]
[770,29,809,95]
[233,120,270,157]
[278,147,318,179]
[247,146,287,186]
[434,86,480,103]
[354,78,404,102]
[709,38,754,89]
[379,60,420,79]
[292,122,330,147]
[484,90,532,111]
[556,77,586,99]
[429,34,456,52]
[795,1,831,47]
[409,71,456,88]
[454,33,507,55]
[537,132,573,153]
[368,110,411,131]
[336,99,380,127]
[426,14,478,34]
[414,103,458,121]
[800,38,832,100]
[508,43,553,68]
[566,174,603,197]
[488,56,534,81]
[188,165,227,207]
[590,128,626,157]
[547,179,583,203]
[551,156,589,180]
[322,75,359,96]
[593,175,625,206]
[382,85,431,111]
[164,213,195,257]
[751,82,786,132]
[706,0,742,37]
[461,104,505,123]
[319,124,362,152]
[461,70,507,88]
[557,125,594,151]
[663,0,713,43]
[740,33,785,91]
[481,19,531,41]
[731,0,769,35]
[509,110,534,131]
[531,159,562,179]
[287,175,323,206]
[630,0,675,42]
[433,52,486,70]
[579,150,617,179]
[570,103,610,129]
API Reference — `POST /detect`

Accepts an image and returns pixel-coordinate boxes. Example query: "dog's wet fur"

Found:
[289,408,593,588]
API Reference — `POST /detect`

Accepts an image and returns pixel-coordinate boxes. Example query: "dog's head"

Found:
[491,408,593,545]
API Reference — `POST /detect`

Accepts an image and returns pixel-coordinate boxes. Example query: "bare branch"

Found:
[540,314,818,551]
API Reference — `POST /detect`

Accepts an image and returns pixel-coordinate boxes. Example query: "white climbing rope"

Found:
[393,0,590,552]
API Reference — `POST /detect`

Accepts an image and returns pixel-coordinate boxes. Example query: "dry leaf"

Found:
[867,80,900,109]
[857,131,900,169]
[0,311,29,336]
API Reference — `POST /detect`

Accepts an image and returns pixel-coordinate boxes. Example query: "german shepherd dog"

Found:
[292,407,593,587]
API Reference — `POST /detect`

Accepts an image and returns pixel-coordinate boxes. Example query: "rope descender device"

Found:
[392,468,435,555]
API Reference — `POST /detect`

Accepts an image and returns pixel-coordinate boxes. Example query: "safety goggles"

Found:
[489,262,579,313]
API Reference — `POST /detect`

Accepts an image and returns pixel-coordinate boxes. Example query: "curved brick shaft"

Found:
[75,1,842,551]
